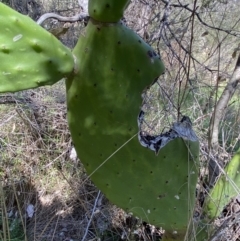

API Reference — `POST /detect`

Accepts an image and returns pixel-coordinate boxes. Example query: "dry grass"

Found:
[0,82,161,241]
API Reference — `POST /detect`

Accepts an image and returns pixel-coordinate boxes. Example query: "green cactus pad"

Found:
[0,3,74,93]
[88,0,130,22]
[66,19,199,237]
[204,149,240,219]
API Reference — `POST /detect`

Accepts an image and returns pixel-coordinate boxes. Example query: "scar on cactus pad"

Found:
[0,1,200,240]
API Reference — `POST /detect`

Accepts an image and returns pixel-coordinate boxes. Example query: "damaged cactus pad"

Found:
[66,18,199,239]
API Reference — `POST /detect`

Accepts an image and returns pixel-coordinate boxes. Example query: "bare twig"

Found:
[0,113,17,127]
[164,21,217,73]
[159,0,240,37]
[209,53,240,150]
[210,211,240,241]
[207,52,240,186]
[178,0,197,113]
[37,12,88,25]
[81,190,101,241]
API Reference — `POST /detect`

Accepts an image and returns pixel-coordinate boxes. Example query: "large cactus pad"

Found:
[0,3,74,93]
[66,19,199,238]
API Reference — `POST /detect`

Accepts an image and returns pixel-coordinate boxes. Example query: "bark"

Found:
[209,53,240,150]
[208,53,240,186]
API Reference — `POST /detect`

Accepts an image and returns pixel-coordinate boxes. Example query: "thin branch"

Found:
[210,211,240,241]
[37,12,88,25]
[81,190,101,241]
[165,23,213,73]
[178,0,197,113]
[159,0,240,37]
[209,53,240,150]
[0,113,17,128]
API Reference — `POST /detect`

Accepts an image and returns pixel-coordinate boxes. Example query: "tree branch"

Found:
[37,12,88,25]
[209,53,240,150]
[159,0,240,37]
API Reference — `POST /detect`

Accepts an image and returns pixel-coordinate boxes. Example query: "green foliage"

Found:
[0,3,74,93]
[204,149,240,219]
[0,216,25,241]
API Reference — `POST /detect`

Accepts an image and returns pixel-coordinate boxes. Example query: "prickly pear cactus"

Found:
[0,1,200,239]
[0,3,74,93]
[204,149,240,219]
[66,8,199,239]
